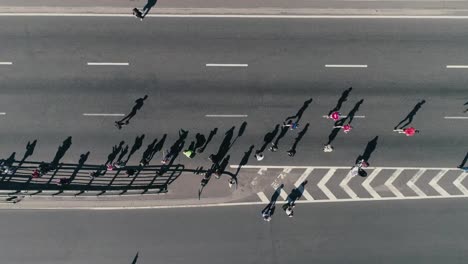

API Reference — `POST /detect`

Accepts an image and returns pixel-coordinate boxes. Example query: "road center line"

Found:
[444,116,468,119]
[87,62,129,66]
[0,62,12,65]
[325,64,367,68]
[83,113,125,117]
[205,114,248,118]
[206,64,248,67]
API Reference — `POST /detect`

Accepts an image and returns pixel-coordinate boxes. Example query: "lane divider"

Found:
[87,62,129,66]
[206,64,248,67]
[83,113,125,116]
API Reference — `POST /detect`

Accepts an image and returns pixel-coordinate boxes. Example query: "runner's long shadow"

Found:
[257,124,279,154]
[458,152,468,169]
[356,136,379,165]
[131,252,139,264]
[262,184,284,217]
[342,99,364,125]
[285,98,313,124]
[329,87,352,115]
[50,136,72,169]
[394,100,426,129]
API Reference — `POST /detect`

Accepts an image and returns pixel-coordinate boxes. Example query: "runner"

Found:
[394,127,419,136]
[334,124,352,133]
[327,111,342,122]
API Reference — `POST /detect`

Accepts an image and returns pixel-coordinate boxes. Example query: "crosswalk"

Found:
[230,165,468,203]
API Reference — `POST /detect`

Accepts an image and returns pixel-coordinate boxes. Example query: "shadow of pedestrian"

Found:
[131,252,139,264]
[125,135,145,164]
[21,140,37,163]
[230,121,247,148]
[328,87,352,115]
[140,138,158,165]
[116,95,148,129]
[285,180,308,205]
[235,145,254,177]
[287,123,310,157]
[356,136,379,165]
[285,98,313,124]
[210,127,235,164]
[198,128,218,153]
[261,184,284,216]
[394,100,426,129]
[50,136,72,169]
[342,99,364,125]
[69,152,90,183]
[105,141,125,165]
[458,152,468,169]
[256,124,279,154]
[464,101,468,113]
[116,145,129,163]
[141,0,158,17]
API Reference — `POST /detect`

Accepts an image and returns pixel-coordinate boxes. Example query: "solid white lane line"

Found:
[429,170,450,196]
[83,113,125,116]
[0,62,12,65]
[446,65,468,69]
[257,192,270,203]
[205,115,248,117]
[318,169,337,200]
[385,169,404,198]
[444,116,468,119]
[206,64,248,67]
[10,14,468,19]
[407,169,427,197]
[87,62,129,66]
[340,171,358,199]
[362,169,381,198]
[325,64,367,68]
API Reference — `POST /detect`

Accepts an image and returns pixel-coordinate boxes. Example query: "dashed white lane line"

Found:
[446,65,468,69]
[83,113,125,117]
[206,64,248,67]
[256,192,270,203]
[444,116,468,119]
[0,62,12,65]
[205,115,248,118]
[322,115,366,118]
[87,62,129,66]
[325,64,368,68]
[0,113,6,115]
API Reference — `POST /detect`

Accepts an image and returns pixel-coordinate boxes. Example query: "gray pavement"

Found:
[1,199,468,263]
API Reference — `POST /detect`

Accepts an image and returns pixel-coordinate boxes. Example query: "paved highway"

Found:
[0,16,466,169]
[0,199,467,263]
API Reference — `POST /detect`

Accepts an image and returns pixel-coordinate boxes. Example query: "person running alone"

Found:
[394,127,419,136]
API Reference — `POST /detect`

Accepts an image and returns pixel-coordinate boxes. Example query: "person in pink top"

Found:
[328,111,342,121]
[334,124,352,133]
[394,127,419,136]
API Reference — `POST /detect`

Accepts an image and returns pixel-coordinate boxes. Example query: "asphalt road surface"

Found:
[0,16,466,170]
[0,199,467,264]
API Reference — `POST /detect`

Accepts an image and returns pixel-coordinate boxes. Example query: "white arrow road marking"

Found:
[362,168,381,198]
[257,192,270,202]
[407,169,427,197]
[385,169,404,198]
[429,170,449,197]
[453,172,468,195]
[257,167,267,175]
[294,168,314,201]
[318,169,337,200]
[340,171,358,199]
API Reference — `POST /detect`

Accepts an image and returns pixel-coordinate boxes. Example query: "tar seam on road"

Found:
[325,64,368,68]
[205,115,248,117]
[206,64,248,67]
[83,113,125,117]
[87,62,129,66]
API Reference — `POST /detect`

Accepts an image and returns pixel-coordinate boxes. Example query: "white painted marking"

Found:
[294,168,314,201]
[230,165,459,170]
[87,62,129,66]
[257,192,270,203]
[8,14,468,19]
[257,167,267,175]
[362,168,381,198]
[444,116,468,119]
[279,189,289,200]
[0,62,12,65]
[0,113,6,115]
[429,170,449,196]
[206,64,248,67]
[205,115,248,118]
[325,64,367,68]
[294,168,313,187]
[339,171,358,199]
[83,113,125,117]
[385,169,404,198]
[407,169,427,197]
[453,172,468,195]
[446,65,468,69]
[318,169,337,200]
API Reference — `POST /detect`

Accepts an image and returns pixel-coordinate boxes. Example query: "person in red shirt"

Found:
[334,124,352,133]
[394,127,419,136]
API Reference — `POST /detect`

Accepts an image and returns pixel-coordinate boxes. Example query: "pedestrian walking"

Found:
[282,121,299,130]
[323,144,334,152]
[394,127,419,136]
[327,111,342,122]
[334,124,352,133]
